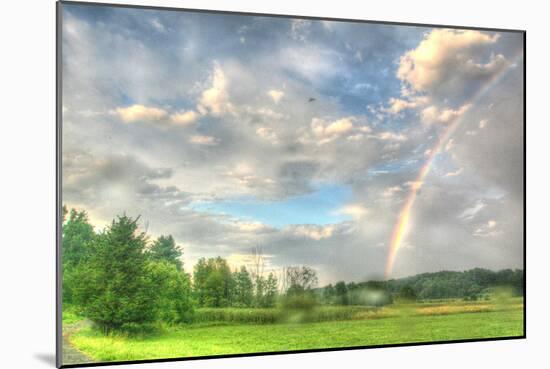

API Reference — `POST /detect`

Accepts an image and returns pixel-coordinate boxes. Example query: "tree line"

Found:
[62,206,524,332]
[62,207,319,332]
[316,268,524,305]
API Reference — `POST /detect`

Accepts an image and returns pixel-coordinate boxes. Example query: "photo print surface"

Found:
[58,1,525,367]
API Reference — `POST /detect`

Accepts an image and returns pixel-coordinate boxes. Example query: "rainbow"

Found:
[384,52,523,280]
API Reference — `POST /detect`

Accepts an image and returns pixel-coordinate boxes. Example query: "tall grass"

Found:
[190,306,377,325]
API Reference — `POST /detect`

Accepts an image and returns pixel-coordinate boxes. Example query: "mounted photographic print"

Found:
[57,1,525,367]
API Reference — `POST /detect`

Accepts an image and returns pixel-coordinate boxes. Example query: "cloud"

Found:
[150,18,165,33]
[397,29,505,98]
[280,45,342,82]
[170,110,199,126]
[421,104,471,124]
[336,204,368,219]
[256,126,278,143]
[459,200,486,220]
[198,64,233,116]
[375,131,408,141]
[61,6,524,283]
[289,19,311,42]
[233,221,272,233]
[291,224,336,240]
[382,186,403,198]
[445,138,455,151]
[445,167,463,177]
[386,97,422,114]
[114,104,168,123]
[311,117,355,144]
[189,135,219,145]
[267,89,284,104]
[473,219,502,237]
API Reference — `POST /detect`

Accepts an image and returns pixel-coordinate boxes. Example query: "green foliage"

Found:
[62,209,95,266]
[252,272,278,308]
[193,257,234,307]
[281,293,318,311]
[282,266,319,310]
[190,305,372,325]
[334,281,349,305]
[398,285,417,302]
[147,235,183,271]
[192,307,280,325]
[62,208,96,304]
[264,272,279,307]
[384,268,524,300]
[322,283,335,304]
[233,266,254,307]
[286,266,318,291]
[73,215,157,332]
[146,260,194,323]
[62,305,85,325]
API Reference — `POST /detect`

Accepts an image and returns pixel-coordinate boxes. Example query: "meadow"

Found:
[64,298,524,363]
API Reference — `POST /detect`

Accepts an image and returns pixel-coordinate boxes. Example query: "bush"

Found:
[280,293,318,311]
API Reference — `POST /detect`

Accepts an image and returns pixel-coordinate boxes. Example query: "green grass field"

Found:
[65,299,524,363]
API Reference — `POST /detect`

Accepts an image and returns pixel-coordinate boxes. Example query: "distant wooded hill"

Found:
[315,268,524,305]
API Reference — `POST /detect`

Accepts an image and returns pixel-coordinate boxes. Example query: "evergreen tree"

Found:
[73,215,156,332]
[148,235,183,271]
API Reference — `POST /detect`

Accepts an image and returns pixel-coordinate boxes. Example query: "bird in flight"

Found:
[308,97,316,102]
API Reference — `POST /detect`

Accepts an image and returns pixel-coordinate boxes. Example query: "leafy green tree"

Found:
[263,272,279,308]
[62,208,95,304]
[233,266,254,307]
[148,235,183,271]
[334,281,349,305]
[193,257,234,307]
[254,275,266,307]
[62,208,95,267]
[192,258,211,306]
[73,215,156,332]
[146,260,194,323]
[286,266,318,293]
[282,266,318,309]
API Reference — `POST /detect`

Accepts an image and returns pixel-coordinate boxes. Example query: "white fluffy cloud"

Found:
[198,64,233,116]
[114,104,168,123]
[170,110,199,126]
[397,29,504,95]
[336,204,368,219]
[421,104,471,124]
[386,97,422,114]
[310,116,356,144]
[291,224,336,240]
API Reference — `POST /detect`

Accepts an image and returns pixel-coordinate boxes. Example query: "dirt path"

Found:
[62,320,95,365]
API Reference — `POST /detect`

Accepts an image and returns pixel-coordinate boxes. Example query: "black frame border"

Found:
[56,1,527,368]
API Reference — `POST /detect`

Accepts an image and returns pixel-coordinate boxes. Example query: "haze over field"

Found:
[62,5,524,284]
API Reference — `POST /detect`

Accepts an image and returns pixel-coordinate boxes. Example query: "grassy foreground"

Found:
[67,300,524,363]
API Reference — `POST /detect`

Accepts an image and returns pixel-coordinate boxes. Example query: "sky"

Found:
[61,3,524,285]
